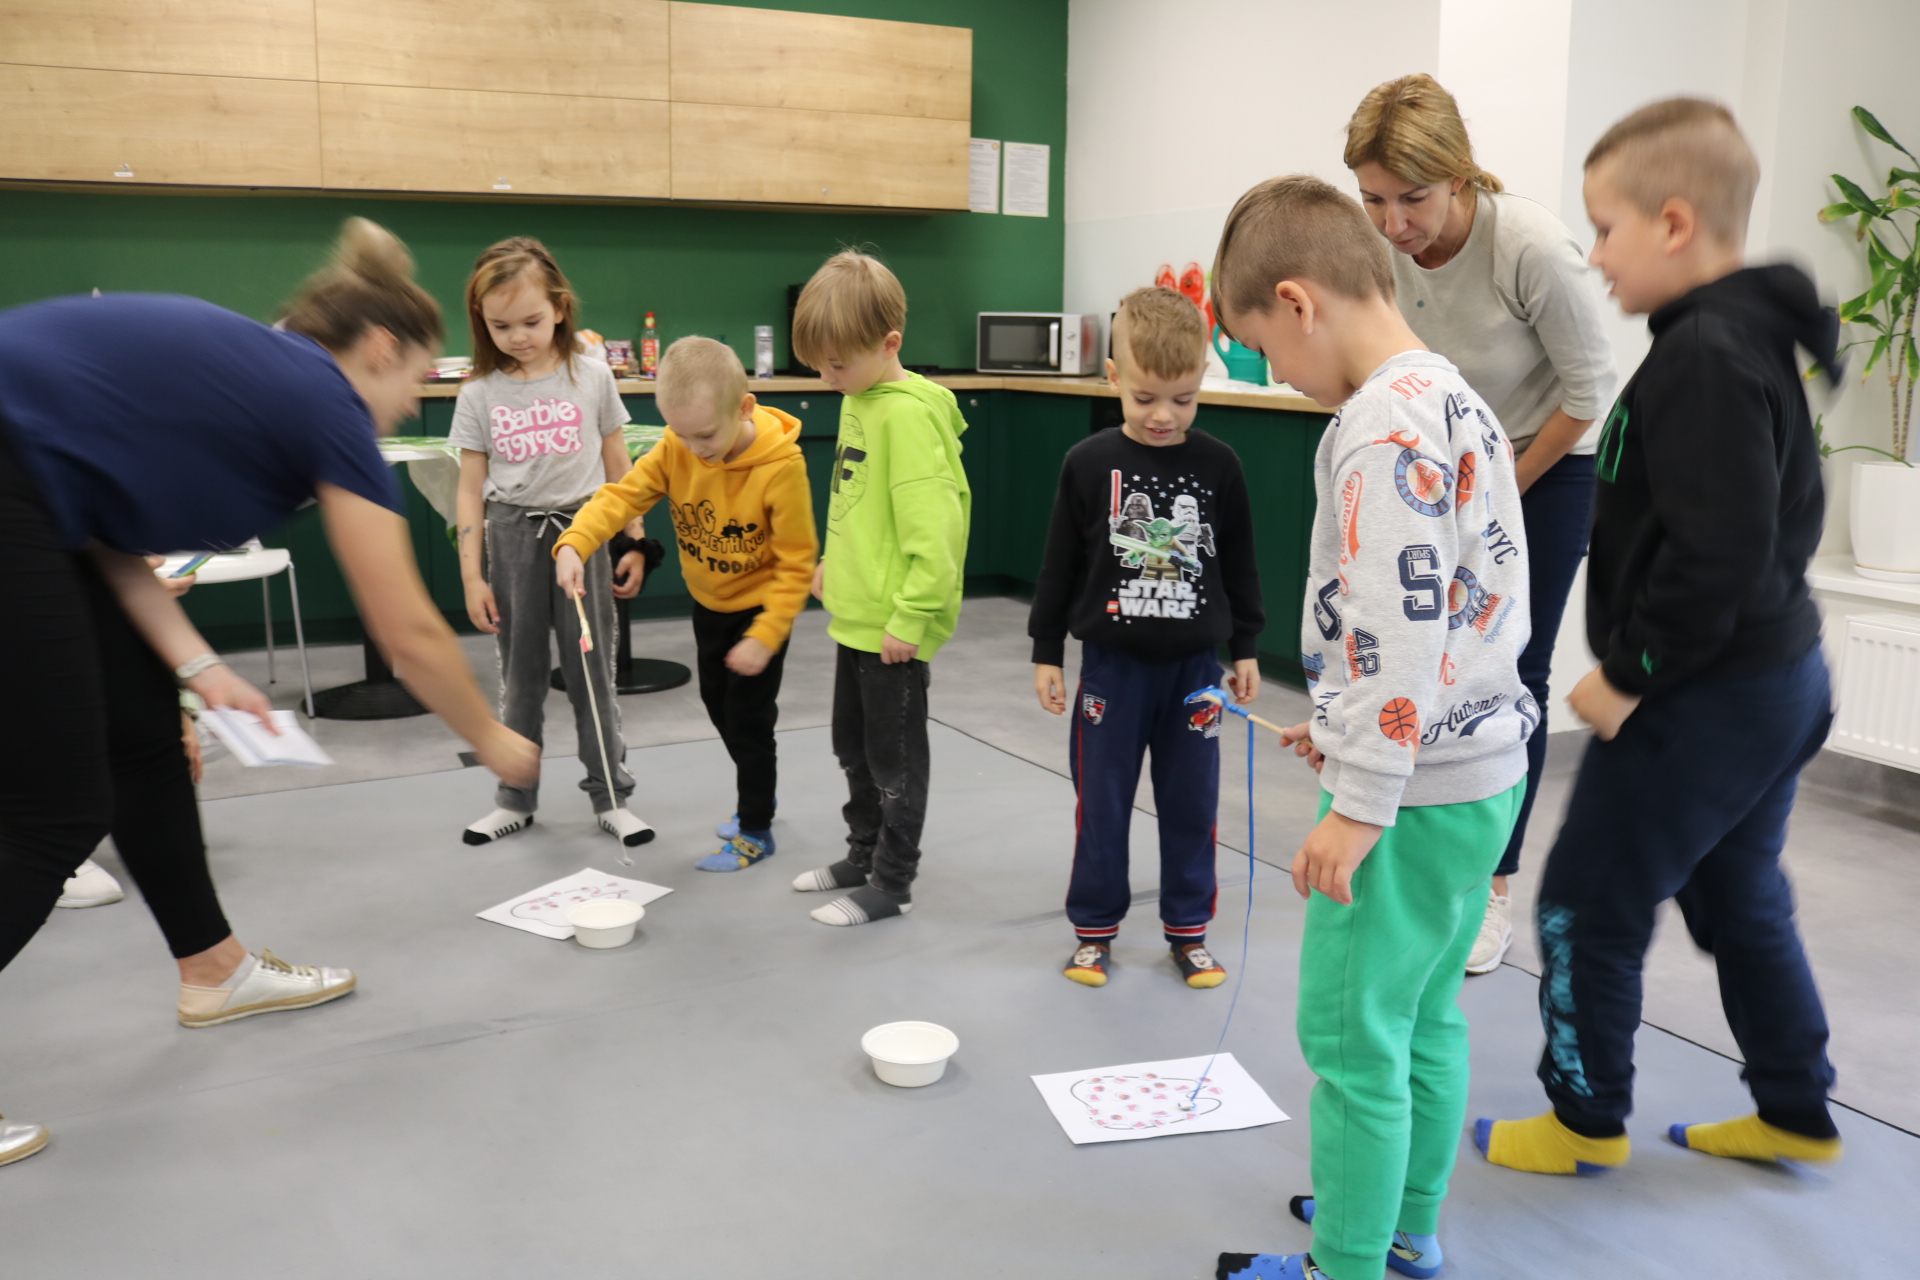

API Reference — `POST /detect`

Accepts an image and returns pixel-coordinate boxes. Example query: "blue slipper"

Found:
[696,832,774,872]
[1216,1253,1327,1280]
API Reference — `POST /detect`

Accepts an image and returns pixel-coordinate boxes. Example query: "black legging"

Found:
[0,423,231,968]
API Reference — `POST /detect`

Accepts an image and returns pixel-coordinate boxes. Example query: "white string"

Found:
[572,590,629,868]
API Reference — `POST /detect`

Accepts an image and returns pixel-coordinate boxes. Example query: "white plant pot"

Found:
[1852,459,1920,581]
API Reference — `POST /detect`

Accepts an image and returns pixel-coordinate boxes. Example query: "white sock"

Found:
[464,807,533,845]
[597,807,655,848]
[809,886,913,927]
[217,954,257,990]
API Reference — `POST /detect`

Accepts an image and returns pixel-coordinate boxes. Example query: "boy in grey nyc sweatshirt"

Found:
[1304,350,1534,826]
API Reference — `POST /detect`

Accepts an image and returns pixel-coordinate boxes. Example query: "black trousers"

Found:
[1536,646,1836,1134]
[691,602,787,832]
[831,643,930,897]
[0,423,231,969]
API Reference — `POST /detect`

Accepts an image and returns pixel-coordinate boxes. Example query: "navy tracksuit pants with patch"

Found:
[1536,646,1837,1134]
[1068,642,1222,940]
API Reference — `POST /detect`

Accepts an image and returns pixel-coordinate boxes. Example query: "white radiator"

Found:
[1831,612,1920,772]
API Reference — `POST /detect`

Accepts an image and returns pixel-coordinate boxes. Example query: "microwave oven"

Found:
[977,312,1100,376]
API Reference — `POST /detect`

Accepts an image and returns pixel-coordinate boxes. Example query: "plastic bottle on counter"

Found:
[754,325,774,380]
[640,312,660,377]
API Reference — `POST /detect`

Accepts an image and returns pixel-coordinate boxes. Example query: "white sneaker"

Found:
[178,950,356,1027]
[463,807,533,846]
[596,806,655,848]
[55,859,124,909]
[0,1114,48,1167]
[1465,892,1513,975]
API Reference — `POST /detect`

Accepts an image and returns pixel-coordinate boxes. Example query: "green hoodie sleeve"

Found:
[882,407,968,647]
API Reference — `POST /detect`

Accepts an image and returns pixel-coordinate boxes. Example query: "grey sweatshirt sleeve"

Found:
[1506,208,1617,423]
[1317,399,1458,826]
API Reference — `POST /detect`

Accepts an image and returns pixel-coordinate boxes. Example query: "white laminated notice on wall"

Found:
[969,138,1001,213]
[1002,141,1049,218]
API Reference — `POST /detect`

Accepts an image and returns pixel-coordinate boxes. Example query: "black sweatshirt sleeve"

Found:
[1214,461,1265,661]
[1602,332,1780,695]
[1027,454,1086,667]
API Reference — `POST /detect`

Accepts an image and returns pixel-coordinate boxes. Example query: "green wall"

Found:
[0,0,1067,374]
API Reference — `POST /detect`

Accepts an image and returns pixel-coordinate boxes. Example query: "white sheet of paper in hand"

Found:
[476,868,674,940]
[201,707,333,767]
[1031,1053,1287,1144]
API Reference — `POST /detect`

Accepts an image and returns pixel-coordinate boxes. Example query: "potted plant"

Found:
[1820,106,1920,580]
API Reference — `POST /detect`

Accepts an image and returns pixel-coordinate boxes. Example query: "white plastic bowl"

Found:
[565,899,644,948]
[860,1021,959,1087]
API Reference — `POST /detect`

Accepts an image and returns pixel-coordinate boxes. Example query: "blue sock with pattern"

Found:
[1290,1196,1443,1279]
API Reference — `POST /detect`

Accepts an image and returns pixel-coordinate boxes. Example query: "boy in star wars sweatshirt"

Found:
[1029,287,1264,991]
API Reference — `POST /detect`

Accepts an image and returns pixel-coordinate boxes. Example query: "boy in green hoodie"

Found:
[786,250,972,927]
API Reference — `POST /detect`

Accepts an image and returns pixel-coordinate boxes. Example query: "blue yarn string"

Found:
[1186,712,1256,1110]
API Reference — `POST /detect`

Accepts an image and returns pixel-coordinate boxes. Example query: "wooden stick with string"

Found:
[571,588,629,867]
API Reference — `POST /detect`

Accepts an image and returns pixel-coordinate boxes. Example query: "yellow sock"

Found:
[1671,1114,1842,1164]
[1477,1112,1631,1175]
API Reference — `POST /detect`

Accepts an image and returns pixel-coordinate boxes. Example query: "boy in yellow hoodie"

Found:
[555,336,818,870]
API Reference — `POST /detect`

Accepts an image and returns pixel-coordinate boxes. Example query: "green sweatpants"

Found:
[1298,781,1524,1280]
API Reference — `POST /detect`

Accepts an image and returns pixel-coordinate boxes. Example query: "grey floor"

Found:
[5,598,1914,1276]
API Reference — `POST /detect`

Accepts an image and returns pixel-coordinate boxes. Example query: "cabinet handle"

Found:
[800,400,809,410]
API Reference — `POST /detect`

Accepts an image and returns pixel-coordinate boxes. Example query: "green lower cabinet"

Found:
[184,386,1327,691]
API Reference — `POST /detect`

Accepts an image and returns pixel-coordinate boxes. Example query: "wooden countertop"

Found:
[417,373,1334,415]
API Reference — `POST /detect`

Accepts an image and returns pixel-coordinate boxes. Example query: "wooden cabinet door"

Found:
[321,83,668,198]
[0,0,317,80]
[671,102,966,210]
[315,0,668,101]
[668,3,968,121]
[0,64,321,186]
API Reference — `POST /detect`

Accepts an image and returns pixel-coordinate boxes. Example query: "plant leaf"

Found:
[1840,287,1875,320]
[1820,200,1860,223]
[1908,334,1919,382]
[1890,187,1920,210]
[1833,173,1884,216]
[1892,167,1920,185]
[1855,106,1916,160]
[1847,312,1888,333]
[1864,331,1892,377]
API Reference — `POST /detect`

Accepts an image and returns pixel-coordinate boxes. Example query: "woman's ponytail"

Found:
[280,217,443,353]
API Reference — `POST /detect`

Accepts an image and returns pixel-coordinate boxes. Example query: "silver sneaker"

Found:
[178,950,356,1027]
[56,859,124,909]
[1465,893,1513,975]
[0,1115,49,1167]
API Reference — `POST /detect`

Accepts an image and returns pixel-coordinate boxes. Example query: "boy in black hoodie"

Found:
[1480,99,1845,1178]
[1029,287,1263,990]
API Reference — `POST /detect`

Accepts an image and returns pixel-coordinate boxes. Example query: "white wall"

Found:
[1063,0,1441,337]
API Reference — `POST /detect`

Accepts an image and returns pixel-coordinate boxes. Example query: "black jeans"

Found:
[831,644,930,897]
[692,603,787,831]
[1535,647,1836,1134]
[1498,450,1597,877]
[0,423,231,969]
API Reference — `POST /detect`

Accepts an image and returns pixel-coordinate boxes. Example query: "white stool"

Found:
[156,547,314,718]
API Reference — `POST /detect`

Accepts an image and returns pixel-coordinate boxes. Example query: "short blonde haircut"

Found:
[1212,175,1395,324]
[1585,98,1758,246]
[1344,74,1503,194]
[791,249,906,369]
[1113,287,1207,380]
[657,335,748,422]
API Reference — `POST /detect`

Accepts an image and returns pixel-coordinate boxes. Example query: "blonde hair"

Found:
[657,336,748,422]
[1113,287,1207,380]
[791,249,906,369]
[1344,73,1503,194]
[1211,175,1395,324]
[1585,98,1759,246]
[464,237,580,379]
[279,217,442,353]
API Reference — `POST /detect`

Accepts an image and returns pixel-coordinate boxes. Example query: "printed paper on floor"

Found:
[1031,1052,1287,1144]
[477,868,674,940]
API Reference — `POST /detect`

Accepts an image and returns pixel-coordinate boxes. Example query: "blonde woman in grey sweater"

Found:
[1345,73,1618,976]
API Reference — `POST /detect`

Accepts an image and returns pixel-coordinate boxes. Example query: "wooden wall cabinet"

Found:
[0,1,972,211]
[321,84,669,198]
[0,65,322,187]
[314,0,669,101]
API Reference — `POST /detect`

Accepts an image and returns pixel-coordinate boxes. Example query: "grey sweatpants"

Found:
[485,500,633,814]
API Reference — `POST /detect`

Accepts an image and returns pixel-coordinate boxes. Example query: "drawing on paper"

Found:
[1071,1072,1223,1131]
[1031,1052,1287,1145]
[477,868,674,940]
